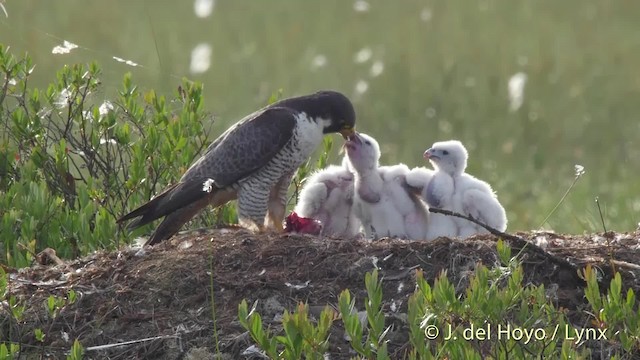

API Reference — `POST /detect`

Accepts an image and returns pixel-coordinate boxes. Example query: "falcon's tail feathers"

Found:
[117,178,220,232]
[144,197,212,245]
[144,186,238,245]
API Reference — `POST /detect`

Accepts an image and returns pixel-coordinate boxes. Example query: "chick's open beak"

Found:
[423,149,435,160]
[340,126,355,140]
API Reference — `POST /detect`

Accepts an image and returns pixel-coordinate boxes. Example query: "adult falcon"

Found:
[117,90,356,245]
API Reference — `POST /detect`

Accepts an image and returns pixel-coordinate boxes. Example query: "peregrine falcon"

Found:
[117,90,356,245]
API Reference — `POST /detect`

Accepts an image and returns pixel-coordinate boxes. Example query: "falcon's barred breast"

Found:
[117,90,356,245]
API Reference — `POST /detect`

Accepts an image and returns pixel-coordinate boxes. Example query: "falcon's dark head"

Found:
[277,90,356,139]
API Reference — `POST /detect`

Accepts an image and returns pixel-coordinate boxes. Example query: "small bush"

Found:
[239,241,640,359]
[0,44,232,267]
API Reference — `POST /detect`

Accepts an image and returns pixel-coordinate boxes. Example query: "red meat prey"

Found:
[284,212,322,235]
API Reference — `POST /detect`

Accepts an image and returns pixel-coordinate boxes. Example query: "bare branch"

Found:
[429,207,519,242]
[428,207,584,282]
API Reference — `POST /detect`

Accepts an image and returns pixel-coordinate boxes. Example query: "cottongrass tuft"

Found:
[52,40,78,55]
[508,72,527,112]
[353,0,369,13]
[355,80,369,95]
[99,101,114,117]
[112,56,139,67]
[194,0,215,18]
[310,54,327,70]
[420,8,432,22]
[190,43,213,74]
[369,60,384,77]
[539,164,586,229]
[53,87,71,108]
[354,47,372,64]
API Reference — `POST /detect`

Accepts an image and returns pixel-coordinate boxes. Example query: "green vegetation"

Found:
[2,3,639,358]
[0,45,339,267]
[0,46,234,267]
[1,265,85,359]
[238,241,640,359]
[3,0,640,234]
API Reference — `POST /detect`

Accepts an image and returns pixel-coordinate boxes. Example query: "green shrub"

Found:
[238,300,336,359]
[0,44,338,268]
[238,241,640,359]
[0,44,232,267]
[581,265,640,352]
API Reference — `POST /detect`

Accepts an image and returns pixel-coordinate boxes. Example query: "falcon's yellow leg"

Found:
[266,173,292,232]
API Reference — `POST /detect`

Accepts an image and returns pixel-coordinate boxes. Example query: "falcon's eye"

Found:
[442,150,449,155]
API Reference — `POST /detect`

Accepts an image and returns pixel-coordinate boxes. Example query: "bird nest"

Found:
[4,229,640,359]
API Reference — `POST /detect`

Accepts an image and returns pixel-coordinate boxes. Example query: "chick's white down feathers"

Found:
[294,156,360,237]
[405,166,458,239]
[346,133,429,240]
[422,140,507,238]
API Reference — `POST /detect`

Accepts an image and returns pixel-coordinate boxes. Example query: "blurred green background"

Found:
[2,0,639,233]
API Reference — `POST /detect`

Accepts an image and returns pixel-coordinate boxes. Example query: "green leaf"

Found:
[34,328,45,342]
[66,339,84,360]
[267,88,283,105]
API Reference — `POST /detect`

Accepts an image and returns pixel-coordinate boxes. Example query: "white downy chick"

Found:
[423,140,507,238]
[294,156,361,238]
[345,132,429,240]
[405,166,457,239]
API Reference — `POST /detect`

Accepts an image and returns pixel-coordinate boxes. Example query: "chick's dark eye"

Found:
[443,150,449,155]
[365,141,371,145]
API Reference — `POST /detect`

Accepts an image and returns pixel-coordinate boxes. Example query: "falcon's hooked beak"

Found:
[340,126,356,140]
[342,131,361,152]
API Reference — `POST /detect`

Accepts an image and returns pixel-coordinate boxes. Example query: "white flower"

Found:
[190,43,213,74]
[194,0,215,18]
[99,138,117,145]
[52,40,78,55]
[202,178,215,193]
[574,164,585,177]
[354,47,372,64]
[355,80,368,95]
[53,87,71,108]
[82,110,94,122]
[508,72,527,112]
[99,101,114,117]
[310,54,327,70]
[420,8,432,22]
[112,56,139,67]
[369,60,384,77]
[353,0,369,12]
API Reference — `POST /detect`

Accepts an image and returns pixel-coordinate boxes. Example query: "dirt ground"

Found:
[4,228,640,359]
